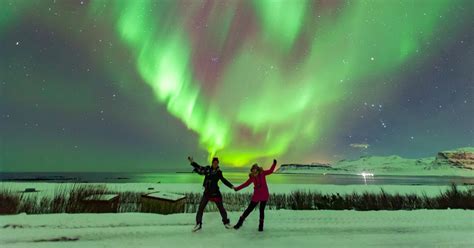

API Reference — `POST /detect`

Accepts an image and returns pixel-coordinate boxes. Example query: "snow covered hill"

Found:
[277,147,474,177]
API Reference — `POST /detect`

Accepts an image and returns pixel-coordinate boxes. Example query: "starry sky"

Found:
[1,0,473,172]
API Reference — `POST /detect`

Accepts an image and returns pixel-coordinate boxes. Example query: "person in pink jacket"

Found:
[233,159,277,231]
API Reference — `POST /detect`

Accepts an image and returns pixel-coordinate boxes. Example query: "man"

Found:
[188,156,234,232]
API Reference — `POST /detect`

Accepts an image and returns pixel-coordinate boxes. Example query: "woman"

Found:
[188,156,234,232]
[233,159,277,231]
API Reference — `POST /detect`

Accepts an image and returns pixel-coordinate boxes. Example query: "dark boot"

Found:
[258,219,264,232]
[233,217,245,229]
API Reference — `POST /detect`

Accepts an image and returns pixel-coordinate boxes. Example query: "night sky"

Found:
[1,0,473,172]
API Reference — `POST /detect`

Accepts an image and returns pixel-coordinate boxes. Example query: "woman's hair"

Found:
[249,163,263,177]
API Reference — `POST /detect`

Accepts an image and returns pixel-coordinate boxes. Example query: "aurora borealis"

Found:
[1,0,473,171]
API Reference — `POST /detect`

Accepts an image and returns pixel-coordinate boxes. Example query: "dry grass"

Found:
[1,184,472,215]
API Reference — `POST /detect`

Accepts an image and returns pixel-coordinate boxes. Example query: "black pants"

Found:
[241,201,267,220]
[196,195,229,225]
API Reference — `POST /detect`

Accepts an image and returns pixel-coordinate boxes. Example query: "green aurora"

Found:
[89,0,457,165]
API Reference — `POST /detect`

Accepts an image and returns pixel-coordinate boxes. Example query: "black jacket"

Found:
[191,161,233,198]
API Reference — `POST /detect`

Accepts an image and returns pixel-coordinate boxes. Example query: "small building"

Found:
[141,192,186,215]
[81,194,120,213]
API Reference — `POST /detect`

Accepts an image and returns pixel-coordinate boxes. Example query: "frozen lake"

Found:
[1,172,473,186]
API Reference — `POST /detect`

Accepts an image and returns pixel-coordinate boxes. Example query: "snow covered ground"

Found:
[1,210,473,247]
[2,182,473,247]
[3,182,471,197]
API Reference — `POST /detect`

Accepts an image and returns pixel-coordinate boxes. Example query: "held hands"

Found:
[233,186,238,192]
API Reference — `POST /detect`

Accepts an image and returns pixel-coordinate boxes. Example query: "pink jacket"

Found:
[235,162,276,202]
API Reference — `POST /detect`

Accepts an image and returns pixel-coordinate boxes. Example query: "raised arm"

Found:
[262,159,277,176]
[218,171,234,189]
[188,156,206,175]
[235,177,253,191]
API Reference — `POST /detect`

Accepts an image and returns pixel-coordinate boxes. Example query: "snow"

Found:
[2,182,473,247]
[278,156,474,177]
[277,147,474,177]
[143,192,186,201]
[83,194,119,201]
[1,210,473,247]
[2,182,471,197]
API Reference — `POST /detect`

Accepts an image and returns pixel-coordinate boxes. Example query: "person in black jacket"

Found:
[188,156,234,232]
